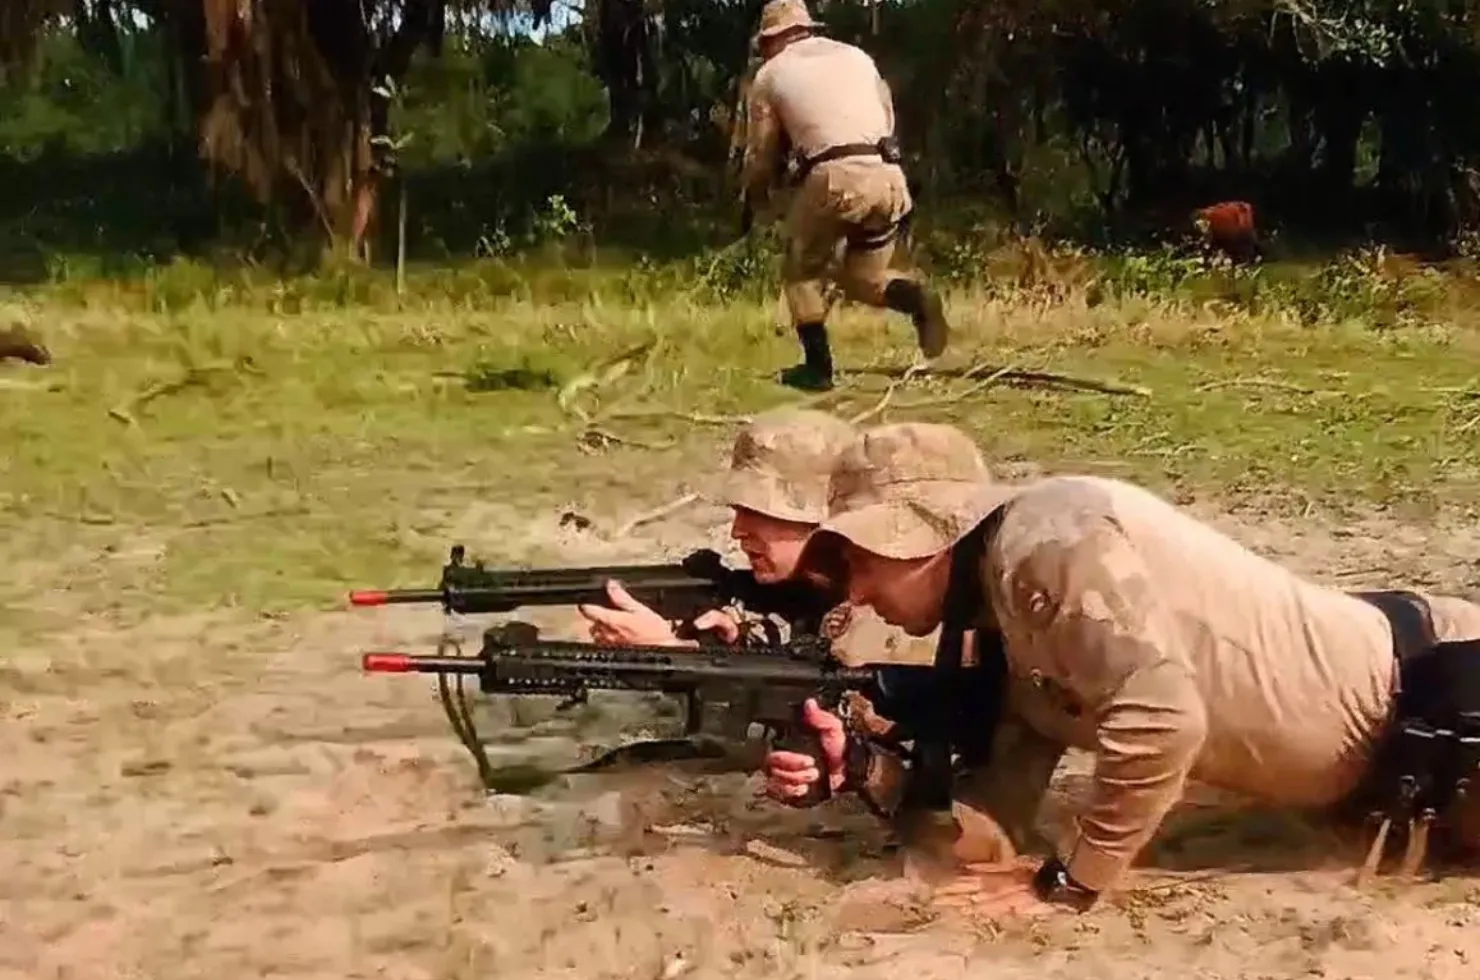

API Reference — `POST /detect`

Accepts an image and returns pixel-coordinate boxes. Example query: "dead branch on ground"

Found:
[107,358,260,427]
[1195,378,1319,395]
[613,492,702,538]
[872,361,1150,398]
[577,427,676,453]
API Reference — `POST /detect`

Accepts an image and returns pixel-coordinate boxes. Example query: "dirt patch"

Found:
[3,499,1479,979]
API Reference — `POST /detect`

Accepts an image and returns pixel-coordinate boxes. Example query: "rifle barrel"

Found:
[349,589,444,607]
[363,652,483,674]
[348,569,718,612]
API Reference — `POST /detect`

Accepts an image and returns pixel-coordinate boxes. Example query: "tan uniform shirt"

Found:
[741,35,897,204]
[975,474,1480,892]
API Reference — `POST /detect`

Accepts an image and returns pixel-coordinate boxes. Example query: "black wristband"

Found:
[1031,857,1099,912]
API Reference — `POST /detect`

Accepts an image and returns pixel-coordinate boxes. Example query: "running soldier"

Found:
[740,0,950,393]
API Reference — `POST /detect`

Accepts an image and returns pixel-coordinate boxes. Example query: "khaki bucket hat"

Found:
[754,0,820,43]
[805,422,1019,561]
[720,408,858,524]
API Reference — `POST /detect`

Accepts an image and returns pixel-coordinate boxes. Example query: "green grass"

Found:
[3,266,1480,637]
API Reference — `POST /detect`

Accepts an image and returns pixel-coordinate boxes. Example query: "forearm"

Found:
[741,85,784,208]
[741,155,778,209]
[1064,659,1208,891]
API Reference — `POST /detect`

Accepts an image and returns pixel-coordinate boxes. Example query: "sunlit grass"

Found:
[3,259,1479,635]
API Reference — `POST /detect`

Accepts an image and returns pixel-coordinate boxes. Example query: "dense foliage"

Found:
[6,0,1480,272]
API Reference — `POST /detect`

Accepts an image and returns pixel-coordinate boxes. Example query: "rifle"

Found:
[361,622,965,810]
[348,544,837,641]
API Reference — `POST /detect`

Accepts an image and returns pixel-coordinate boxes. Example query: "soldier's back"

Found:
[991,474,1398,806]
[754,36,891,159]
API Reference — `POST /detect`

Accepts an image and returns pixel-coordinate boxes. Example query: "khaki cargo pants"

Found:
[782,157,913,326]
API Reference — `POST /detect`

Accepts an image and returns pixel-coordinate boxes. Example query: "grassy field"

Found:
[4,255,1480,637]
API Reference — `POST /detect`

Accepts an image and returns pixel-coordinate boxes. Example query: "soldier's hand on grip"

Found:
[763,698,847,803]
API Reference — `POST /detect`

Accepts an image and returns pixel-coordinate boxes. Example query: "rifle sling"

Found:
[899,510,1008,811]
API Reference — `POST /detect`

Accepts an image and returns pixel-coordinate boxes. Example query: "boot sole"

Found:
[778,367,835,392]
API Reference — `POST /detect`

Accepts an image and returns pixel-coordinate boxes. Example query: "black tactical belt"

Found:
[794,136,903,182]
[1348,590,1480,882]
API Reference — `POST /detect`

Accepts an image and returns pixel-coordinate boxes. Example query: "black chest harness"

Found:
[856,515,1009,813]
[1347,590,1480,879]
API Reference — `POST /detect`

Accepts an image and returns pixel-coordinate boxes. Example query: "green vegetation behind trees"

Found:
[6,1,1480,281]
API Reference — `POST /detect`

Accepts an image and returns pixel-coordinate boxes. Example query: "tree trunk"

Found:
[592,0,658,148]
[172,0,440,257]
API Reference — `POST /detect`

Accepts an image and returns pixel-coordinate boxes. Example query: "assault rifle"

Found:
[348,544,837,640]
[361,622,980,809]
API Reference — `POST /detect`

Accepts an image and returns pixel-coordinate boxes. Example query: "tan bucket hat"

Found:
[805,422,1019,561]
[754,0,820,43]
[720,408,858,524]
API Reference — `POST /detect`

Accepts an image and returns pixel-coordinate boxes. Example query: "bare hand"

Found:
[578,582,741,648]
[928,860,1058,920]
[577,581,679,646]
[762,698,847,802]
[894,808,1056,921]
[690,608,741,644]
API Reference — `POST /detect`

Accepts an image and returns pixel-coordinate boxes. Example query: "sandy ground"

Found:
[4,493,1480,980]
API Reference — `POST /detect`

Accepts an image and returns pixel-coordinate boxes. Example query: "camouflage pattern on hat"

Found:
[754,0,819,42]
[812,422,1018,559]
[720,408,857,524]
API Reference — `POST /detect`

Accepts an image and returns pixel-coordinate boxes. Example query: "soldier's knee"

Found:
[840,277,888,306]
[838,263,895,306]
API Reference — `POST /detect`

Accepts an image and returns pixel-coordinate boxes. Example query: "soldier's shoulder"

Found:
[991,476,1128,574]
[989,479,1163,633]
[815,35,873,58]
[751,57,782,90]
[998,476,1120,533]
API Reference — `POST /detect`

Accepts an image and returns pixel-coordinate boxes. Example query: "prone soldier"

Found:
[767,421,1480,915]
[740,0,950,393]
[577,406,937,667]
[577,406,1044,866]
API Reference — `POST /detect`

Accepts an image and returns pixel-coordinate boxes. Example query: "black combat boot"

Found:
[883,278,950,358]
[778,321,835,391]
